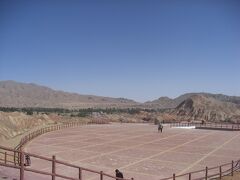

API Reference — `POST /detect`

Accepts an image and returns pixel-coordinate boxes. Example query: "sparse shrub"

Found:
[26,110,33,115]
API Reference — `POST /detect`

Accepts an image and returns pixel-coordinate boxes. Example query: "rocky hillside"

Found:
[0,81,138,108]
[144,93,240,109]
[144,93,202,109]
[171,95,240,123]
[0,112,55,142]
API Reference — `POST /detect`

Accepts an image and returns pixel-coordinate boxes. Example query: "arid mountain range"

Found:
[0,81,138,108]
[0,80,240,122]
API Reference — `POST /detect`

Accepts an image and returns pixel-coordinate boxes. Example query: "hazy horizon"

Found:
[1,79,240,103]
[1,1,240,102]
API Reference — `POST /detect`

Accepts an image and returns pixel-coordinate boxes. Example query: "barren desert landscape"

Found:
[1,0,240,179]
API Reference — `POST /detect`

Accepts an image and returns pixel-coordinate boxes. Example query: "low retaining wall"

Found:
[170,122,240,131]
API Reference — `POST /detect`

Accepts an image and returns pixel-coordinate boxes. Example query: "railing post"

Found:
[79,167,82,180]
[173,173,175,180]
[100,171,103,180]
[231,160,234,176]
[18,151,20,165]
[219,166,222,179]
[20,148,24,180]
[205,166,208,180]
[4,152,7,164]
[188,172,191,180]
[14,151,16,165]
[52,155,56,180]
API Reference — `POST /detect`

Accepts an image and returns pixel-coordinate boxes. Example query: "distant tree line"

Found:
[0,107,71,114]
[0,107,160,116]
[0,107,157,117]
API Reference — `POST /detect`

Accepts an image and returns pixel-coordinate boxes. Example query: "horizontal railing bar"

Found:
[102,171,133,180]
[25,168,78,180]
[0,161,20,169]
[55,159,104,174]
[187,168,206,174]
[0,145,21,153]
[24,167,56,176]
[193,176,206,180]
[24,152,53,161]
[0,158,16,164]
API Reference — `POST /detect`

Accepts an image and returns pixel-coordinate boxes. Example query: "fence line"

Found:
[1,144,239,180]
[0,145,134,180]
[158,159,240,180]
[14,119,108,151]
[1,119,134,180]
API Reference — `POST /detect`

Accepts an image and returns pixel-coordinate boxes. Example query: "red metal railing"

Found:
[1,144,239,180]
[15,119,108,151]
[1,119,135,180]
[158,159,240,180]
[0,145,134,180]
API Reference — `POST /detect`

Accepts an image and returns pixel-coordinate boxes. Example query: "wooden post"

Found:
[100,171,103,180]
[205,166,208,180]
[14,151,16,165]
[173,173,175,180]
[4,152,7,164]
[18,151,20,165]
[20,148,24,180]
[231,161,234,176]
[79,167,82,180]
[188,173,191,180]
[52,155,56,180]
[219,166,222,179]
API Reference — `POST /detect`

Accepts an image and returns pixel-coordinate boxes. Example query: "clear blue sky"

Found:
[0,0,240,102]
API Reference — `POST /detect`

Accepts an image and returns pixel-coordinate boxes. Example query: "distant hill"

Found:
[1,81,240,122]
[0,81,138,108]
[144,93,240,109]
[171,95,240,123]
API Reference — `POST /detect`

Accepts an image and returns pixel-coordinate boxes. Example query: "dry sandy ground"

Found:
[1,124,240,180]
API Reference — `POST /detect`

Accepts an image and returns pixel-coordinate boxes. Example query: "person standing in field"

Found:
[158,123,163,133]
[24,154,31,166]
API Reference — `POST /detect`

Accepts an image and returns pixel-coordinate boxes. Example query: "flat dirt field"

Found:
[1,123,240,180]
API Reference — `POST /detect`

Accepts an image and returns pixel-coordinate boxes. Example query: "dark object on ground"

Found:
[115,169,123,179]
[158,124,163,133]
[24,154,31,166]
